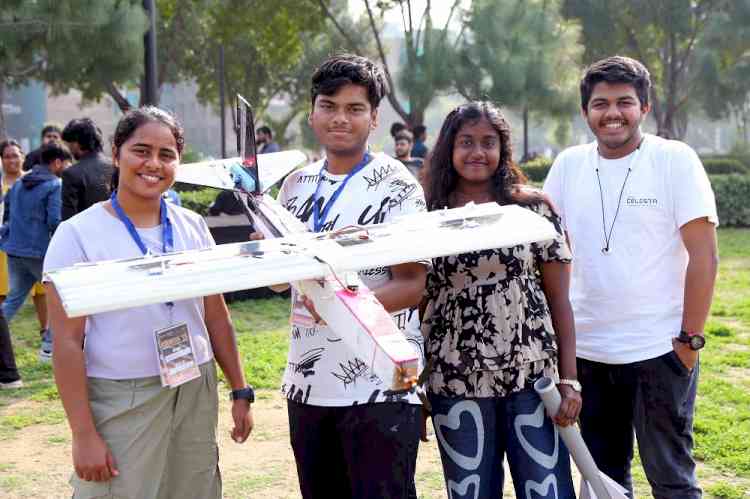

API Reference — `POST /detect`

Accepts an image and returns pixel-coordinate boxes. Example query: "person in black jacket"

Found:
[60,118,114,220]
[22,124,62,172]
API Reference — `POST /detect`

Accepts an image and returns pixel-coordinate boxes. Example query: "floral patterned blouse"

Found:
[421,200,572,398]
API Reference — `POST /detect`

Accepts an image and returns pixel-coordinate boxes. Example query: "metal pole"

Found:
[218,45,226,158]
[143,0,159,106]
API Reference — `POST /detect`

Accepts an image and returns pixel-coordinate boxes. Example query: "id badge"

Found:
[154,322,201,388]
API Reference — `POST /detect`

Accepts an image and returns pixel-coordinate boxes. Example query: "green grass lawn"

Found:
[0,229,749,497]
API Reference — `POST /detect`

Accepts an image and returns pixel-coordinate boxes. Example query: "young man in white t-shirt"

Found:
[275,54,426,499]
[543,56,718,498]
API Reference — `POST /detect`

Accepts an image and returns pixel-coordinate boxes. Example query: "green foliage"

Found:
[562,0,750,139]
[262,0,376,145]
[319,0,459,127]
[706,483,747,499]
[229,298,290,389]
[710,175,750,227]
[392,1,461,126]
[42,1,148,105]
[701,158,749,175]
[455,0,581,156]
[0,0,148,134]
[519,156,553,183]
[178,188,219,216]
[185,0,327,118]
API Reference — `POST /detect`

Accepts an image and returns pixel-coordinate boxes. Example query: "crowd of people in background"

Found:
[0,52,718,499]
[0,118,114,386]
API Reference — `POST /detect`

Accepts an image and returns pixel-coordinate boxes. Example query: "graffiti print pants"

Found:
[429,388,575,499]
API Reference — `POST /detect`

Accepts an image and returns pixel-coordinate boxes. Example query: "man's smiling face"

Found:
[584,81,650,159]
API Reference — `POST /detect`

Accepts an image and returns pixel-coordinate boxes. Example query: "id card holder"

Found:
[154,322,201,388]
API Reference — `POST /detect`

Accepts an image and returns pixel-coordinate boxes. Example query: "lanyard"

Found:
[110,191,174,255]
[312,152,371,232]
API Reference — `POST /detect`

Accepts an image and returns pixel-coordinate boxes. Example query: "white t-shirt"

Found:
[543,134,718,364]
[278,152,426,406]
[43,202,215,379]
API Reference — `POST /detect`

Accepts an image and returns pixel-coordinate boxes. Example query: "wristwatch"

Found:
[676,330,706,351]
[558,378,582,392]
[229,386,255,403]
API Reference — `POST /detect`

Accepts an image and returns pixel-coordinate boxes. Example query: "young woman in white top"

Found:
[45,107,253,499]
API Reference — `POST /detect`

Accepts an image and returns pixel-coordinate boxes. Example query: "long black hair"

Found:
[110,106,185,189]
[425,101,544,211]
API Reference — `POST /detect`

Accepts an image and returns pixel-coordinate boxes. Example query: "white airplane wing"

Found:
[175,150,307,193]
[46,203,556,317]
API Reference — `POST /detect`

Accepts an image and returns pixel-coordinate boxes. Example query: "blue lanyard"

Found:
[312,153,371,232]
[110,191,174,255]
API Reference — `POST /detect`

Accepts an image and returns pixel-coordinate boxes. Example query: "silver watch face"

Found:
[689,335,706,350]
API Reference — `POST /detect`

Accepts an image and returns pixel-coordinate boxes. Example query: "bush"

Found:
[179,188,220,216]
[519,156,553,182]
[710,174,750,227]
[701,158,749,175]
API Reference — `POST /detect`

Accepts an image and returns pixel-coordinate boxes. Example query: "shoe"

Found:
[0,379,23,390]
[39,329,53,363]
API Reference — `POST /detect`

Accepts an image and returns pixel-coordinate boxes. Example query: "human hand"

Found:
[672,338,699,370]
[231,399,253,444]
[554,384,581,427]
[300,294,324,325]
[249,231,264,241]
[72,431,119,482]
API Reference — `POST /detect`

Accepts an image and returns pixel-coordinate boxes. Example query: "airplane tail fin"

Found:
[235,94,260,194]
[175,94,306,193]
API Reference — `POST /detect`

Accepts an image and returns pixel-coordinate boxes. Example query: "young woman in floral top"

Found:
[421,101,581,498]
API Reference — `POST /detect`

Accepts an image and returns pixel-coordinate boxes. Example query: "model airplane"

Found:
[44,96,559,391]
[535,377,629,499]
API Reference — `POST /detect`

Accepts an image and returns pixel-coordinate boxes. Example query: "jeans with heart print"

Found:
[429,388,575,499]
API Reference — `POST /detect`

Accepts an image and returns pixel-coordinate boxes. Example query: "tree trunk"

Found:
[105,82,132,113]
[0,81,7,141]
[523,105,529,161]
[410,109,425,129]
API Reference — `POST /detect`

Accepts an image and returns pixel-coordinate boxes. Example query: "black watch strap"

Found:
[677,330,705,351]
[230,386,255,403]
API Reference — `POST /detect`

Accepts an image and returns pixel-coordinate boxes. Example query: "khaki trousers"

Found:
[71,362,220,499]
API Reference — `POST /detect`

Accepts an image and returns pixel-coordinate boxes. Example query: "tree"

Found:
[265,0,378,146]
[0,0,148,136]
[453,0,581,159]
[694,1,750,145]
[314,0,463,128]
[0,1,41,140]
[562,0,750,139]
[42,1,149,110]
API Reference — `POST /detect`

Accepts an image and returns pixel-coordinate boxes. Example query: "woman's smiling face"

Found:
[113,121,179,200]
[451,117,501,188]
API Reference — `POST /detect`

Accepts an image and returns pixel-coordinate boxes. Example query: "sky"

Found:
[348,0,470,31]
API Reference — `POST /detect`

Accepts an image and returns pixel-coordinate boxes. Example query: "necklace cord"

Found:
[595,166,632,252]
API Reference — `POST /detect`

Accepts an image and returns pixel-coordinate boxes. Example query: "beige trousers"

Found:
[70,362,221,499]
